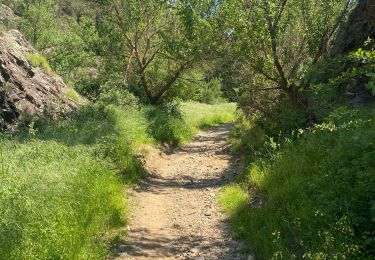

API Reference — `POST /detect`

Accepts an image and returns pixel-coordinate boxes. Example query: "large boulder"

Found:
[329,0,375,56]
[0,29,78,130]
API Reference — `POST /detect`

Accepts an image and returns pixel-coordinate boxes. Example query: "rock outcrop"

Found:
[330,0,375,56]
[0,30,78,130]
[327,0,375,107]
[0,4,19,28]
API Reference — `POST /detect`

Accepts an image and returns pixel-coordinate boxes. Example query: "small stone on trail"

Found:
[190,248,200,253]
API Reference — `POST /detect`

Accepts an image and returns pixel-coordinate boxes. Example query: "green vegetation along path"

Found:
[113,124,245,259]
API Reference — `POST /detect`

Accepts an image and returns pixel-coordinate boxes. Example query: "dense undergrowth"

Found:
[0,101,236,259]
[220,48,375,259]
[221,108,375,259]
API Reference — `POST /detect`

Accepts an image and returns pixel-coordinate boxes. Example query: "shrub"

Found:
[146,101,192,146]
[304,47,375,121]
[97,86,139,108]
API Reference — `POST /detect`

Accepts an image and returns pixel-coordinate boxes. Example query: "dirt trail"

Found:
[113,124,245,260]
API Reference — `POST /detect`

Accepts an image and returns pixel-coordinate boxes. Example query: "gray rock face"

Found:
[0,30,78,130]
[0,4,19,28]
[329,0,375,56]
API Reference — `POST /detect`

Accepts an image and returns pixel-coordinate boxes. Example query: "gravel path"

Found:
[113,124,245,260]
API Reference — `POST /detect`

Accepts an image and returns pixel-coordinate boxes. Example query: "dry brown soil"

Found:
[112,124,245,260]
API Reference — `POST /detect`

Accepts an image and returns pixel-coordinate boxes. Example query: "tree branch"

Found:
[152,60,194,103]
[249,63,279,83]
[273,0,288,31]
[263,0,288,89]
[312,0,351,64]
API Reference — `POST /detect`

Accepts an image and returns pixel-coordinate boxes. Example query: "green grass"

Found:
[27,53,52,73]
[37,104,151,183]
[62,88,86,105]
[219,185,249,216]
[0,103,152,259]
[0,138,125,259]
[220,109,375,259]
[0,101,234,259]
[146,102,237,146]
[182,102,237,129]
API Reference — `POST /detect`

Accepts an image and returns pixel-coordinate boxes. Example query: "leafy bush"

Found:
[220,107,375,259]
[145,102,191,146]
[16,1,100,90]
[171,76,226,104]
[229,109,307,164]
[232,46,375,163]
[97,84,139,108]
[305,47,375,121]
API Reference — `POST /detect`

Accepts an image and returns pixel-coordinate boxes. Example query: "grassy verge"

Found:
[0,104,150,259]
[0,101,236,259]
[146,102,237,146]
[0,139,124,259]
[219,108,375,259]
[182,102,237,129]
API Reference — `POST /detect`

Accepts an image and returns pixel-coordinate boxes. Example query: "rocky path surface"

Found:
[113,124,245,260]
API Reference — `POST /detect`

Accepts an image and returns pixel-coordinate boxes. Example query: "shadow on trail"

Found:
[134,165,238,193]
[112,226,234,259]
[135,123,241,193]
[111,123,244,259]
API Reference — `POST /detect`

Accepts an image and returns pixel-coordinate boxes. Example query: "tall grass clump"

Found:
[220,107,375,259]
[145,102,192,146]
[0,138,124,259]
[27,53,52,73]
[0,101,153,259]
[37,103,151,183]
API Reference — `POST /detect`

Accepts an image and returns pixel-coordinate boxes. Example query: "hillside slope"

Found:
[0,29,78,130]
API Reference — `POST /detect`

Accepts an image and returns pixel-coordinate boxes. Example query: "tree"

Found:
[15,0,99,85]
[91,0,221,104]
[219,0,353,116]
[18,1,56,48]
